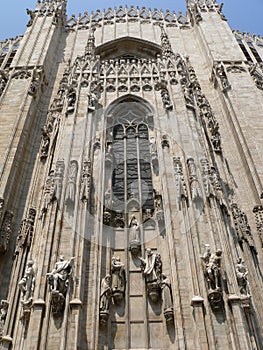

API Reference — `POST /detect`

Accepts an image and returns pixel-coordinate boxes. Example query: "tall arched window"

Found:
[105,98,155,223]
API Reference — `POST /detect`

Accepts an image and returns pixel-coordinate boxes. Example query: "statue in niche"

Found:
[0,300,8,337]
[80,160,91,203]
[99,274,111,326]
[236,258,250,297]
[104,188,112,210]
[201,245,223,309]
[205,249,222,291]
[40,170,55,218]
[40,125,50,159]
[88,91,98,112]
[18,259,35,320]
[67,90,76,113]
[18,260,35,303]
[111,257,125,303]
[160,274,174,323]
[139,248,162,302]
[46,255,75,315]
[129,216,141,256]
[65,161,78,205]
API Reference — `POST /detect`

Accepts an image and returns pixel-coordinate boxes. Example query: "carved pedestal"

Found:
[208,290,223,310]
[99,310,109,327]
[50,291,65,316]
[146,282,160,303]
[129,240,141,256]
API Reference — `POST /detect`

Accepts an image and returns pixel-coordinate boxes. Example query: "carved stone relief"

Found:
[0,300,8,338]
[0,210,13,253]
[249,63,263,91]
[65,161,78,206]
[0,70,8,97]
[173,156,188,207]
[80,160,92,203]
[187,157,201,201]
[253,205,263,246]
[213,61,231,92]
[15,208,36,256]
[231,203,256,250]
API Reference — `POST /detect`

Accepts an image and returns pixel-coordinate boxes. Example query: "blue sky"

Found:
[0,0,262,41]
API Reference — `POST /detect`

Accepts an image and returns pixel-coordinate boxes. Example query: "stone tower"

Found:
[0,0,263,349]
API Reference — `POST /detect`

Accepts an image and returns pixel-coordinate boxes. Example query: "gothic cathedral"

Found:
[0,0,263,349]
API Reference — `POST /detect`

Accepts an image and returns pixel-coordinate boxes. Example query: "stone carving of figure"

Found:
[201,244,211,264]
[40,125,50,159]
[18,260,35,303]
[100,274,111,312]
[0,71,8,96]
[80,160,91,203]
[104,188,112,210]
[111,257,125,302]
[150,137,157,156]
[140,248,162,284]
[160,274,174,322]
[129,216,140,242]
[46,255,75,295]
[139,248,162,302]
[236,257,250,296]
[129,217,141,256]
[67,90,76,113]
[40,170,55,217]
[65,161,78,204]
[88,92,98,111]
[205,249,222,291]
[0,300,9,337]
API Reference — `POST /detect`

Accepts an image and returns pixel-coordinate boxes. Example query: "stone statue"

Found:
[80,160,91,203]
[40,126,50,159]
[65,161,78,204]
[99,274,111,325]
[18,260,35,303]
[129,216,141,256]
[201,244,211,264]
[40,170,55,217]
[0,300,8,337]
[111,257,125,303]
[47,255,75,294]
[88,92,98,111]
[236,257,250,296]
[205,249,222,291]
[46,255,75,315]
[160,274,174,323]
[201,246,223,309]
[139,248,162,302]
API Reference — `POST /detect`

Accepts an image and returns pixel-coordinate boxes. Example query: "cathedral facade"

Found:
[0,0,263,349]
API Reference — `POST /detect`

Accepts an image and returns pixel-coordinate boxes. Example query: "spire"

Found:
[159,24,174,59]
[85,28,96,59]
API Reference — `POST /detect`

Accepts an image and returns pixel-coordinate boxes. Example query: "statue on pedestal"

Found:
[129,216,141,256]
[236,258,250,297]
[139,248,162,302]
[111,257,125,303]
[99,274,111,326]
[201,246,223,310]
[18,260,35,320]
[160,274,174,323]
[46,255,75,315]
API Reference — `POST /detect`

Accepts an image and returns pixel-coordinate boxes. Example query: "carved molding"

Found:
[15,208,36,255]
